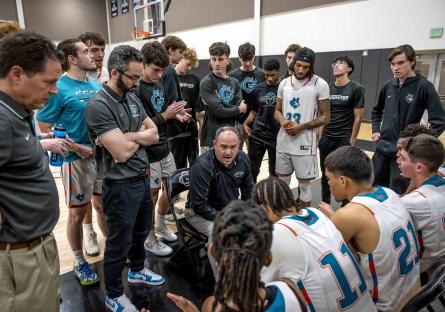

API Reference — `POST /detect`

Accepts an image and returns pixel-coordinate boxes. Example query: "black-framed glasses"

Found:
[117,69,143,82]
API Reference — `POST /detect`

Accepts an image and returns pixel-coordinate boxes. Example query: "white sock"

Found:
[156,214,166,229]
[82,223,94,233]
[73,250,85,265]
[147,230,156,242]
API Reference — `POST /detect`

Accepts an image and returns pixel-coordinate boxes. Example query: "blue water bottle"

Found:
[49,125,66,166]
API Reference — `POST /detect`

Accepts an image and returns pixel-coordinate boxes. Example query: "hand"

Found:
[176,111,192,123]
[74,144,93,159]
[284,122,303,136]
[319,201,334,219]
[239,101,247,114]
[163,101,187,120]
[39,131,54,139]
[242,123,251,138]
[372,132,381,142]
[349,137,357,146]
[167,292,200,312]
[40,138,71,155]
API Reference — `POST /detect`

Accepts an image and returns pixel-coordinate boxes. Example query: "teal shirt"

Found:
[37,75,101,162]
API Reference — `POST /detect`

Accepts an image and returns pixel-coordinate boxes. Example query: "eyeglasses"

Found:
[117,69,143,82]
[331,61,348,68]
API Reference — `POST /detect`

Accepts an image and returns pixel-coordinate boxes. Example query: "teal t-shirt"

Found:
[37,75,101,162]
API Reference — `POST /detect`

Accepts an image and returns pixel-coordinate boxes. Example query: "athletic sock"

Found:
[82,223,94,233]
[155,214,166,229]
[73,250,85,265]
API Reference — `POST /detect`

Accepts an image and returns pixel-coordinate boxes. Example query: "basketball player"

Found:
[319,146,420,311]
[274,47,330,208]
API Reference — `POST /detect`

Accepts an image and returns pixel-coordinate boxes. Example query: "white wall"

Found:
[106,0,445,59]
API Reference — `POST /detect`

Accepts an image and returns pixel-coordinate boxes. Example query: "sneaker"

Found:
[84,230,100,257]
[144,236,173,256]
[164,214,175,223]
[73,261,99,286]
[174,206,184,215]
[155,225,177,242]
[105,294,137,312]
[128,267,165,286]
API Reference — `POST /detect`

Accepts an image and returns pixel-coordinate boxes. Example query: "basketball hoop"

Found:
[130,29,150,41]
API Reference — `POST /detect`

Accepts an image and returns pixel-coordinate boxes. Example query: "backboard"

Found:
[133,0,167,40]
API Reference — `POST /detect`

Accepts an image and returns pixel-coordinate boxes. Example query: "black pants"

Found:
[248,138,276,183]
[372,150,409,194]
[171,135,198,169]
[102,176,153,298]
[318,136,350,203]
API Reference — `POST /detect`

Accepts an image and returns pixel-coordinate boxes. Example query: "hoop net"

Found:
[130,29,151,41]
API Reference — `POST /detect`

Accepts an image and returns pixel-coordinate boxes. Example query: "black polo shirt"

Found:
[86,84,150,180]
[0,91,59,243]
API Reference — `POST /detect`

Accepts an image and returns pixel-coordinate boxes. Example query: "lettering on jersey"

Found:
[289,97,300,109]
[233,171,245,178]
[392,220,420,276]
[404,93,414,104]
[300,145,310,151]
[128,103,141,118]
[180,82,194,89]
[151,89,165,113]
[330,95,350,101]
[240,77,257,93]
[259,92,277,107]
[75,89,99,102]
[218,85,235,106]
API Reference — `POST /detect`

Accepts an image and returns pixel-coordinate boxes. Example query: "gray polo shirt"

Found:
[0,91,59,244]
[86,84,150,180]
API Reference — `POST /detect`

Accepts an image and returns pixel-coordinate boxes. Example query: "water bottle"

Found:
[49,126,66,166]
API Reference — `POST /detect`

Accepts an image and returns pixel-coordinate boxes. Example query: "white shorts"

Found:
[149,152,176,190]
[275,152,318,180]
[62,158,97,207]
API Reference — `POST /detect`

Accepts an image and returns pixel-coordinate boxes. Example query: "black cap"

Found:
[293,47,315,64]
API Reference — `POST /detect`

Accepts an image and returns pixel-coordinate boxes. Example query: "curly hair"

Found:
[183,47,199,68]
[212,200,273,312]
[0,21,20,39]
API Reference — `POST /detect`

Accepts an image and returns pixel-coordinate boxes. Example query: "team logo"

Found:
[129,103,141,117]
[240,77,256,93]
[179,171,190,187]
[405,93,414,104]
[263,92,277,106]
[289,97,300,109]
[233,171,245,178]
[218,85,235,106]
[151,90,165,112]
[76,193,85,202]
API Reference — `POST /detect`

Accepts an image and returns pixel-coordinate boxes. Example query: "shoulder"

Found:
[200,74,213,85]
[192,152,212,172]
[229,68,241,77]
[237,150,250,164]
[0,109,13,129]
[313,75,328,87]
[401,190,428,208]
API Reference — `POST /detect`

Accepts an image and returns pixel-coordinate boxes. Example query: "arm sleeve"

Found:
[423,83,445,134]
[260,224,307,283]
[401,192,432,232]
[36,94,63,124]
[0,114,13,167]
[353,85,365,108]
[86,100,119,139]
[189,161,218,221]
[371,85,386,134]
[200,78,240,120]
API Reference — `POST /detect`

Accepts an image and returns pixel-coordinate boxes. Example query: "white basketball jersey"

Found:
[276,75,329,156]
[402,175,445,273]
[277,208,376,312]
[265,281,303,312]
[352,187,420,312]
[438,164,445,177]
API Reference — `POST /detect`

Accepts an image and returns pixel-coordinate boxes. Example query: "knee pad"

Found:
[298,182,312,202]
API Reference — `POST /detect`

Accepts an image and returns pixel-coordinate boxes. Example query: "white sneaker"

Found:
[144,236,173,256]
[155,225,177,242]
[105,294,137,312]
[84,230,99,257]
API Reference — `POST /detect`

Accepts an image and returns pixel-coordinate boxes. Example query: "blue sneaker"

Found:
[127,267,164,286]
[105,294,137,312]
[73,261,99,286]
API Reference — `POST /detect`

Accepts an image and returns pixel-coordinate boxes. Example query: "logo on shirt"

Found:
[180,82,194,89]
[129,104,141,118]
[76,193,85,202]
[330,95,349,101]
[405,93,414,104]
[259,92,277,106]
[179,171,190,187]
[289,97,300,109]
[218,85,235,106]
[151,90,165,113]
[240,77,256,93]
[233,171,245,178]
[25,133,30,141]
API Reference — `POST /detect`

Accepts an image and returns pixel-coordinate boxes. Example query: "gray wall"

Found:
[22,0,108,42]
[261,0,351,15]
[108,0,135,43]
[0,0,18,21]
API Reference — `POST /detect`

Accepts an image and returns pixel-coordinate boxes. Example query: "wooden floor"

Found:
[54,122,374,274]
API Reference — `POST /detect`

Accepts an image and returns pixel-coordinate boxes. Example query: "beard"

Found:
[116,74,133,95]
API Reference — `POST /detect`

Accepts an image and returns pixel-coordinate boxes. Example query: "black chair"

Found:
[401,264,445,312]
[166,168,208,278]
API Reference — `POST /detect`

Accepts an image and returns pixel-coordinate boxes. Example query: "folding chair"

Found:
[401,264,445,312]
[166,168,208,278]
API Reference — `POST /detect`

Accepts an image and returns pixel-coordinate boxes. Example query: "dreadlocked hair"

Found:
[212,200,273,312]
[252,177,298,215]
